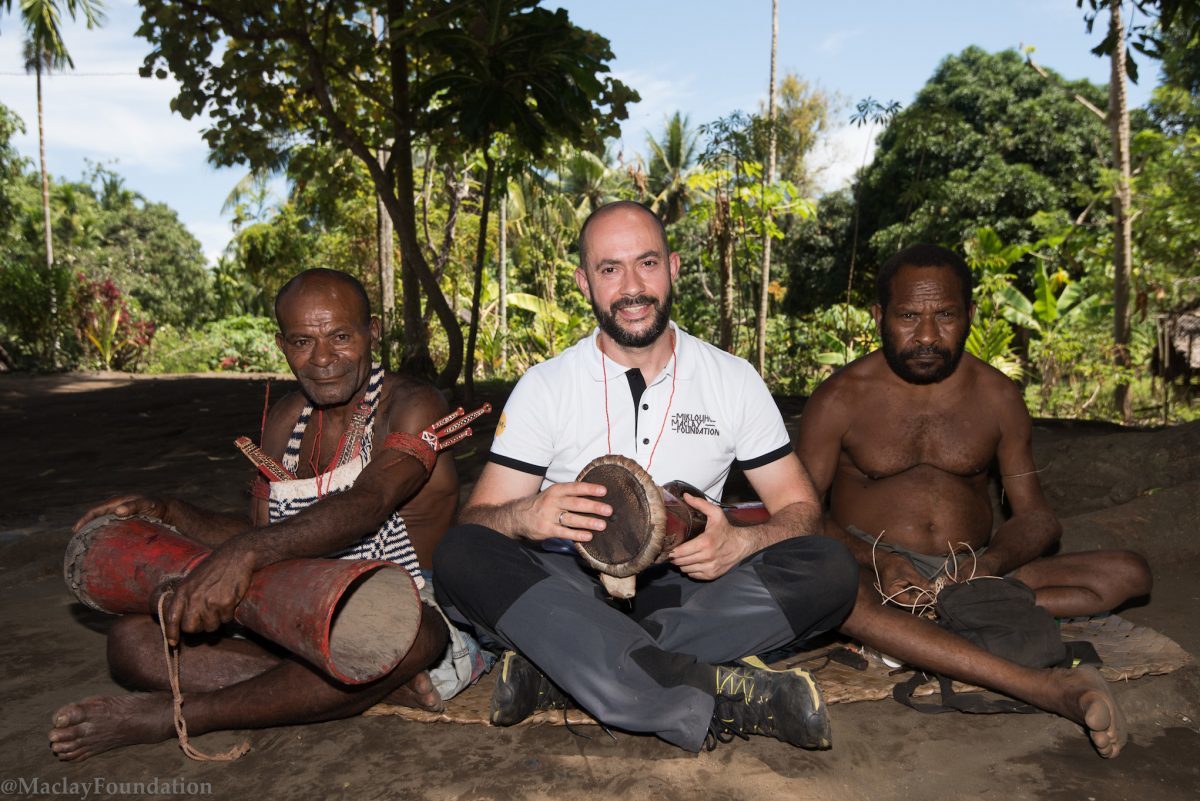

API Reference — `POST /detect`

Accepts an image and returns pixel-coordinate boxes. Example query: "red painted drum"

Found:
[572,454,769,598]
[64,515,423,685]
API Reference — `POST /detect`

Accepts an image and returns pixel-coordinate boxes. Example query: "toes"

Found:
[50,704,83,729]
[48,722,83,743]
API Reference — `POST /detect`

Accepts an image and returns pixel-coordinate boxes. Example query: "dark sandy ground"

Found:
[1,373,1197,801]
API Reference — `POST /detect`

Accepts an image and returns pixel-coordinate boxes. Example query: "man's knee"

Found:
[753,535,859,637]
[433,524,487,584]
[432,524,549,630]
[1108,550,1152,602]
[106,615,161,687]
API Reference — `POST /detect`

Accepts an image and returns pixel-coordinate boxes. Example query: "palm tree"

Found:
[559,145,620,215]
[756,0,779,375]
[645,112,700,224]
[9,0,106,364]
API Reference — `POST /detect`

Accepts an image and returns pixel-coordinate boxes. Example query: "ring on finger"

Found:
[558,511,566,527]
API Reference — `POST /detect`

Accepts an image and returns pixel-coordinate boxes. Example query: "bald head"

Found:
[577,201,667,271]
[274,269,372,328]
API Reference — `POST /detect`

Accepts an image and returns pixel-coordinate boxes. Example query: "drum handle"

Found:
[662,480,769,527]
[724,503,769,526]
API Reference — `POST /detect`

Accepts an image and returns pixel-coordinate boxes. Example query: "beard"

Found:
[882,330,968,385]
[592,286,674,348]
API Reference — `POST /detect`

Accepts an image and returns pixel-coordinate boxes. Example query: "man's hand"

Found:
[519,481,610,542]
[73,494,168,533]
[160,542,256,645]
[874,551,934,607]
[668,494,753,581]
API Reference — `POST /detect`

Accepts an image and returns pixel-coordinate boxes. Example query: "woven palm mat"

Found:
[364,615,1191,726]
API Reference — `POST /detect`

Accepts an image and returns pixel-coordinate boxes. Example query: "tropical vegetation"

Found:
[0,0,1197,426]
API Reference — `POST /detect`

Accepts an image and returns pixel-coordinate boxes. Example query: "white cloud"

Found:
[188,218,234,266]
[808,121,878,195]
[610,68,696,159]
[4,75,209,170]
[0,4,209,171]
[817,29,860,56]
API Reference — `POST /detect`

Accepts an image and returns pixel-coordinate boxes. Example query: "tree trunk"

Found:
[1108,2,1133,424]
[376,147,396,371]
[716,190,735,352]
[465,150,496,404]
[755,0,779,375]
[499,192,508,370]
[36,61,59,367]
[385,0,461,387]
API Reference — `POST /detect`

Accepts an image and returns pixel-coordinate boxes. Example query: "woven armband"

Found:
[383,431,437,474]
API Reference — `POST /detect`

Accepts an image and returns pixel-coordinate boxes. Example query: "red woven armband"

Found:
[383,431,437,474]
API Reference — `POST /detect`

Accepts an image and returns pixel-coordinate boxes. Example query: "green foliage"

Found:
[137,0,635,386]
[502,291,590,364]
[415,1,635,160]
[645,112,701,223]
[77,174,213,327]
[74,274,155,370]
[758,73,835,194]
[145,316,288,374]
[0,103,26,230]
[763,305,879,395]
[0,258,78,367]
[8,0,106,70]
[966,319,1023,380]
[852,48,1114,293]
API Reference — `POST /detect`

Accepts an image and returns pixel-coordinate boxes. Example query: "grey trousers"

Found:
[433,524,857,751]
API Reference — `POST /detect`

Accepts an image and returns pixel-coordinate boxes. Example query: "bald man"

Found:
[50,269,471,762]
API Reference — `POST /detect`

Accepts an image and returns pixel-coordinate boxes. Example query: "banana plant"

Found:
[995,262,1097,335]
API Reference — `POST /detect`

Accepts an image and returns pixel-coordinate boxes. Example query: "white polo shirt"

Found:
[490,323,792,500]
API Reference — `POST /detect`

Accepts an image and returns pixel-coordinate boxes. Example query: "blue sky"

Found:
[0,1,1157,265]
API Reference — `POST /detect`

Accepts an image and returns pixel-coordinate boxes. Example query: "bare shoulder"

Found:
[808,351,886,411]
[261,389,308,457]
[965,356,1026,409]
[962,356,1032,436]
[379,372,451,433]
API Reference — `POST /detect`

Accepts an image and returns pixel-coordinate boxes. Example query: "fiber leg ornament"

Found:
[384,404,492,474]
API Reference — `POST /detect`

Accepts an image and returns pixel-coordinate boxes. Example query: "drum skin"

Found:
[572,455,769,586]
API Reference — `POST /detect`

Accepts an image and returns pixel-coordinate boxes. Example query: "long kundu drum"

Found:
[572,454,769,599]
[64,514,423,685]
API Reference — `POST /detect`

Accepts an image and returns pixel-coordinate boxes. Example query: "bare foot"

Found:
[48,694,175,762]
[1053,666,1127,759]
[383,670,443,712]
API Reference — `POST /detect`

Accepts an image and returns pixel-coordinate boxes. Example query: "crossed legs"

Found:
[48,605,447,762]
[839,573,1126,758]
[1010,550,1152,618]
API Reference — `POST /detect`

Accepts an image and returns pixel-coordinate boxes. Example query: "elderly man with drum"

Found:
[49,269,482,762]
[434,201,860,752]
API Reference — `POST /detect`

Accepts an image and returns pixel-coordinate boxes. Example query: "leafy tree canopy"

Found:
[857,47,1117,263]
[135,0,633,175]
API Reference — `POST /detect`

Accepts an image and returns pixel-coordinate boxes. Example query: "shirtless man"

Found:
[49,269,462,762]
[797,243,1152,758]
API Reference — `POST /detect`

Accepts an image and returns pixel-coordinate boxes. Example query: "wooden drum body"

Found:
[572,455,768,598]
[64,514,423,685]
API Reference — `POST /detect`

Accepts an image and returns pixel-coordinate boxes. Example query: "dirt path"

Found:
[1,373,1196,801]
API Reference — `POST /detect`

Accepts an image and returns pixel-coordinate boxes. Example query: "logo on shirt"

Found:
[495,411,507,438]
[670,412,720,437]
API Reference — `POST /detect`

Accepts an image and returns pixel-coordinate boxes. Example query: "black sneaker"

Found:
[489,650,572,726]
[706,656,831,750]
